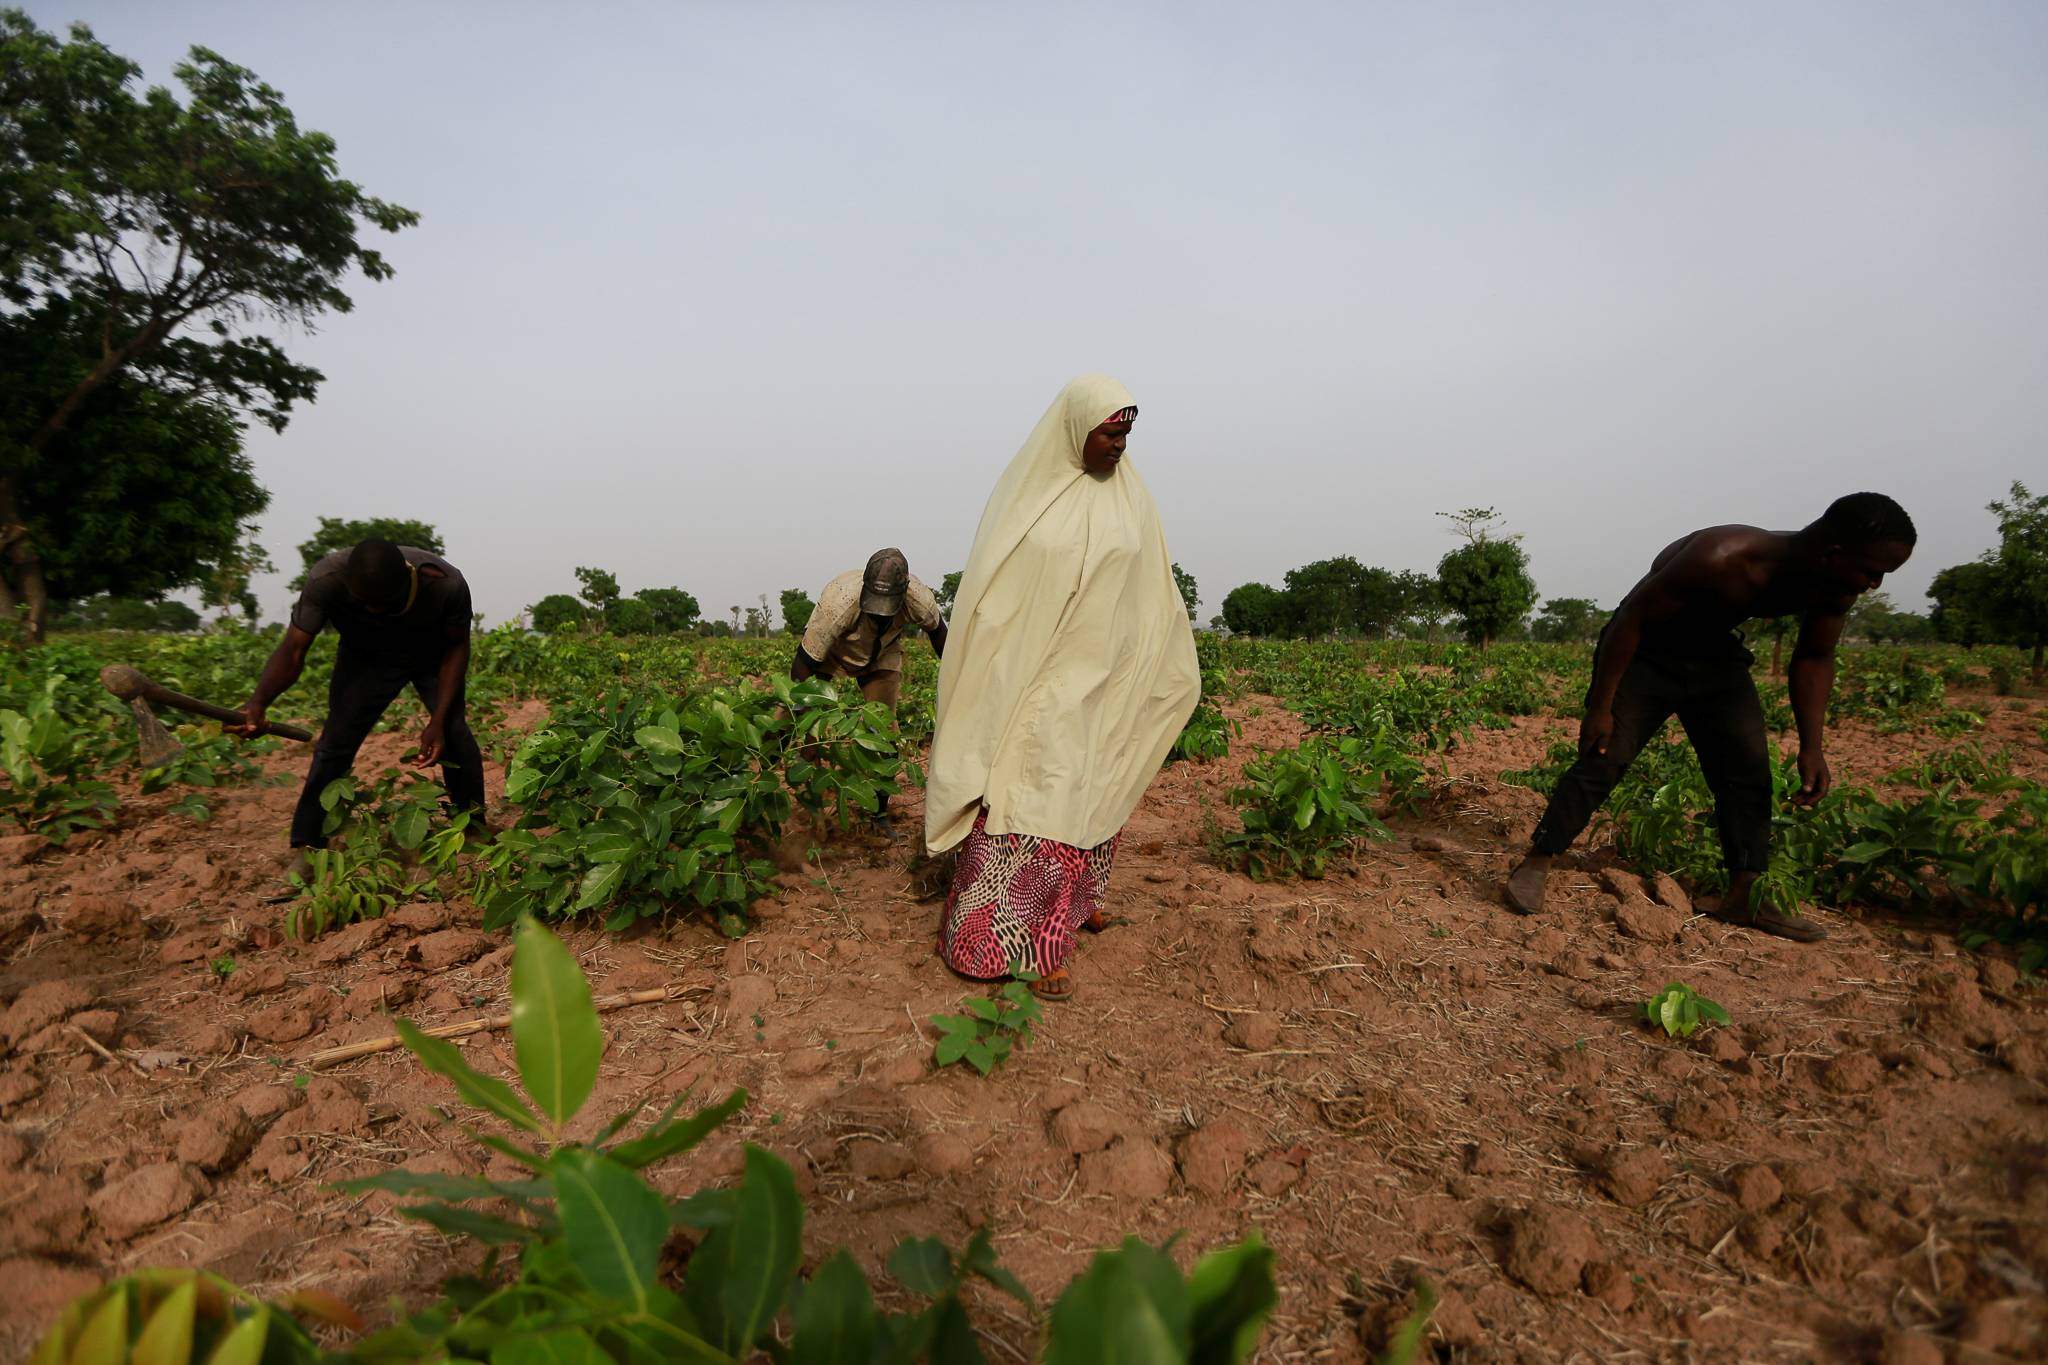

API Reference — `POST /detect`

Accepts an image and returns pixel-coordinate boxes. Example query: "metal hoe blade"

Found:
[128,697,184,769]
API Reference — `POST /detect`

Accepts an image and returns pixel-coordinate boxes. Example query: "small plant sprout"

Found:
[930,968,1044,1075]
[1641,982,1730,1039]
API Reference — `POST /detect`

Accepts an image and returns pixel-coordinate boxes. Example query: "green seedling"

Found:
[931,971,1044,1075]
[1642,982,1730,1038]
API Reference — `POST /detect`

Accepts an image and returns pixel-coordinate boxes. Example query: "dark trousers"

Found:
[1531,642,1772,875]
[289,651,485,848]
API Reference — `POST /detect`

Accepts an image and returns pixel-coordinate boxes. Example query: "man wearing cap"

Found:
[231,538,485,873]
[792,549,947,826]
[792,548,947,704]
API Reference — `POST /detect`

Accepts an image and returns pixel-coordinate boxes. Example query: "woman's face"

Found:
[1081,419,1133,476]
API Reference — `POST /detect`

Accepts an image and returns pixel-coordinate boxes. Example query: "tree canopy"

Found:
[529,593,586,635]
[0,10,416,637]
[1530,597,1606,643]
[1171,563,1199,622]
[1435,509,1537,647]
[634,587,700,634]
[779,588,815,636]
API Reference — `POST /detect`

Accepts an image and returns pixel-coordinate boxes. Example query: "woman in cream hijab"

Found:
[925,374,1199,1000]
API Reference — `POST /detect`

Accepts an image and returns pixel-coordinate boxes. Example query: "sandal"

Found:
[1028,968,1075,1001]
[1082,911,1131,933]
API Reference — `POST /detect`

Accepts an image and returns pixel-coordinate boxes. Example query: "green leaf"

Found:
[683,1145,805,1354]
[1187,1235,1276,1365]
[490,1328,611,1365]
[1045,1240,1190,1365]
[635,726,686,755]
[672,1188,738,1229]
[934,1034,970,1066]
[888,1237,957,1297]
[392,804,429,851]
[573,861,627,911]
[552,1148,671,1308]
[397,1203,541,1244]
[130,1278,196,1365]
[395,1021,541,1133]
[511,917,603,1128]
[609,1088,749,1169]
[202,1312,270,1365]
[791,1251,879,1365]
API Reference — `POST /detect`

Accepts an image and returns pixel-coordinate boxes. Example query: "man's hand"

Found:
[1578,707,1615,760]
[415,720,446,768]
[1794,748,1831,807]
[227,700,267,740]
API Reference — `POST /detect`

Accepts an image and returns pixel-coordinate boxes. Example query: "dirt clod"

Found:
[1582,1260,1635,1312]
[1614,896,1682,944]
[1505,1203,1601,1296]
[1672,1092,1738,1141]
[1731,1163,1783,1213]
[64,894,141,939]
[1821,1051,1883,1095]
[2,980,95,1048]
[913,1132,973,1178]
[90,1161,204,1241]
[1177,1121,1254,1195]
[172,1110,260,1173]
[1080,1137,1174,1199]
[1225,1013,1280,1050]
[1050,1101,1120,1155]
[1601,1147,1668,1207]
[408,929,490,972]
[846,1141,913,1181]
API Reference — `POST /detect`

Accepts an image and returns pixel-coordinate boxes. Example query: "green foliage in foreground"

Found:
[33,919,1279,1365]
[1642,982,1730,1038]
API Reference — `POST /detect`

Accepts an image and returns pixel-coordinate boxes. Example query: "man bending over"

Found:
[1503,493,1916,941]
[232,539,484,874]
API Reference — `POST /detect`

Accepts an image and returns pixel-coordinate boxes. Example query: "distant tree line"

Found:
[1215,508,1586,648]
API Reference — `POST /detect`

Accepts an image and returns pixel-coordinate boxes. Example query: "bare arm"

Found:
[231,626,316,735]
[1786,610,1846,804]
[790,647,822,682]
[928,621,948,660]
[416,630,472,768]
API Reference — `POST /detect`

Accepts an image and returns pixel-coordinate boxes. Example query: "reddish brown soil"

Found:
[3,693,2047,1362]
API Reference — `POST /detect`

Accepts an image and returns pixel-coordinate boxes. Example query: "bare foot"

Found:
[1503,853,1552,916]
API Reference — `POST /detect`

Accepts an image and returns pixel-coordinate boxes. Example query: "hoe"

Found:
[100,664,313,768]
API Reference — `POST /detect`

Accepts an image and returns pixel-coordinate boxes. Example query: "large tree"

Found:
[1219,582,1284,637]
[1927,562,1999,647]
[292,515,443,590]
[0,11,417,638]
[3,329,268,613]
[528,593,586,635]
[1434,507,1537,648]
[1923,484,2048,679]
[779,588,815,637]
[936,571,963,615]
[1982,481,2048,680]
[1171,563,1199,623]
[634,587,700,634]
[1530,596,1606,643]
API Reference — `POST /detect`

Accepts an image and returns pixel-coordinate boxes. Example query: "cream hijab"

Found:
[924,374,1200,854]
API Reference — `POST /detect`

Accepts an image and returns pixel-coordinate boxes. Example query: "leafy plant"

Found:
[286,843,419,941]
[1220,735,1397,879]
[1170,702,1240,763]
[482,678,902,935]
[0,682,118,840]
[1642,982,1730,1038]
[931,975,1044,1074]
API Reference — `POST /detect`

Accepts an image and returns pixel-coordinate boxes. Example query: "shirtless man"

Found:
[1503,493,1916,941]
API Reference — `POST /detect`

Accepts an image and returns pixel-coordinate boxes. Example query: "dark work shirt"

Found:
[291,547,471,661]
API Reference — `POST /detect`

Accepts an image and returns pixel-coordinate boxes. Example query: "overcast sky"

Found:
[29,1,2048,626]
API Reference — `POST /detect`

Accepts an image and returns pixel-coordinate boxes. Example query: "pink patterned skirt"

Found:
[940,809,1121,979]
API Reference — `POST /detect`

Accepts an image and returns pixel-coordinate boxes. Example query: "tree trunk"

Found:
[0,478,48,643]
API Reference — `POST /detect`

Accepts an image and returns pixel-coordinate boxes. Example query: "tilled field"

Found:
[3,695,2046,1362]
